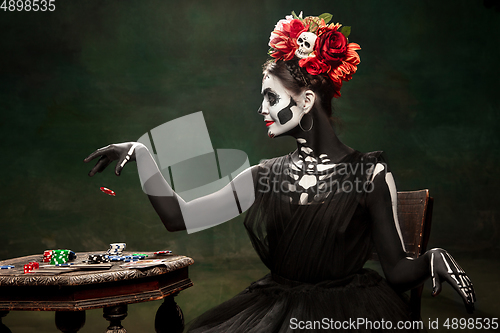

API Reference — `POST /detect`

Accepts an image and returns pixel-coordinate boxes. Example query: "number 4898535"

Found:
[1,0,56,11]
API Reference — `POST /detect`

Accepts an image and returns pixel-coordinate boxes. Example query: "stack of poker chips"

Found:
[42,250,53,262]
[107,243,126,256]
[24,261,39,273]
[87,254,110,264]
[43,250,76,265]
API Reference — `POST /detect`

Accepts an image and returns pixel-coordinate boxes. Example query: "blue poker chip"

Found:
[122,255,146,260]
[55,263,74,267]
[0,265,14,269]
[123,259,139,263]
[108,256,125,261]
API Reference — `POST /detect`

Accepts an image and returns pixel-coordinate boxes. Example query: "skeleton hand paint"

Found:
[429,248,476,313]
[84,142,141,176]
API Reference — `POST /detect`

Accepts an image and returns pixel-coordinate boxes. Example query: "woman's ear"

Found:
[303,90,316,114]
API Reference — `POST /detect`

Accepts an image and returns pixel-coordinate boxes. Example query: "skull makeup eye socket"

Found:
[268,93,280,106]
[298,38,303,43]
[305,42,310,48]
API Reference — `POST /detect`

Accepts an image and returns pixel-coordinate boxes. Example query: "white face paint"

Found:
[258,74,305,138]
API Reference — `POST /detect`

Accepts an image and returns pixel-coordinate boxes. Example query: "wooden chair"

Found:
[372,189,434,320]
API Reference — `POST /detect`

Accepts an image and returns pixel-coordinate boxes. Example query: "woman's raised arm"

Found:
[84,142,257,233]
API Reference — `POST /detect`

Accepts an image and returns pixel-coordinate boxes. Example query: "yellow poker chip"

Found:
[100,187,116,196]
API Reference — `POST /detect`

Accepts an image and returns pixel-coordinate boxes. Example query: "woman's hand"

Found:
[429,248,476,313]
[84,142,142,176]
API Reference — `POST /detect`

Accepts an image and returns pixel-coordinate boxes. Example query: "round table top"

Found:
[0,251,194,287]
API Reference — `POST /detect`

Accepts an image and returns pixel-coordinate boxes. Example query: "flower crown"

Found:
[268,11,361,98]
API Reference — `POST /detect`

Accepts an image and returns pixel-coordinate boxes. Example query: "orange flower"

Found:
[327,42,361,97]
[269,19,308,61]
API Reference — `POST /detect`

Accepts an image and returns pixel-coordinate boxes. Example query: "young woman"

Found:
[85,12,475,332]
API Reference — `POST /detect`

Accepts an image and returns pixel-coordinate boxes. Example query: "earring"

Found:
[299,112,313,132]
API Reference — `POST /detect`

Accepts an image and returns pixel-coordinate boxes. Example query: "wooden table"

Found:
[0,251,194,333]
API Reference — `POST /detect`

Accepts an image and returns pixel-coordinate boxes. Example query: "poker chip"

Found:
[100,187,116,196]
[154,250,172,255]
[132,253,148,257]
[54,249,71,255]
[107,251,123,255]
[123,259,139,263]
[55,263,74,267]
[87,254,110,264]
[109,254,147,261]
[43,249,53,262]
[0,265,14,269]
[122,255,146,260]
[107,243,126,255]
[51,259,68,265]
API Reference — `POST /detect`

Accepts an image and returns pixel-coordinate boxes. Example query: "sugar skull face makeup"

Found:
[258,74,305,138]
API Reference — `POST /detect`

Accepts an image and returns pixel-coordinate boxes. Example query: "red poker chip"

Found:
[154,251,172,255]
[100,187,116,196]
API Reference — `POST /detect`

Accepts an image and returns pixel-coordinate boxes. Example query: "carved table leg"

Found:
[103,304,128,333]
[155,294,184,333]
[0,311,11,333]
[55,311,86,333]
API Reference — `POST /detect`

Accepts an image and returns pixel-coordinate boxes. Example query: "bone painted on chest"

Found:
[285,138,340,205]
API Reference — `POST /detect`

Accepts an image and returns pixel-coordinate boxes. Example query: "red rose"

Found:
[299,57,330,76]
[286,19,308,39]
[315,30,347,64]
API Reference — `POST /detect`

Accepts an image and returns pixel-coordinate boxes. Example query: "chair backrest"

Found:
[371,189,433,261]
[371,189,434,321]
[397,189,433,258]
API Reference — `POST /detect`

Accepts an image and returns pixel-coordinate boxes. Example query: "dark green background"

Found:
[1,0,499,331]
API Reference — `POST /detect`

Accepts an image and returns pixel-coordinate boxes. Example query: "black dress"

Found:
[188,151,414,332]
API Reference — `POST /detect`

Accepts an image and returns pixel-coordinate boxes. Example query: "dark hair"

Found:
[262,59,339,126]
